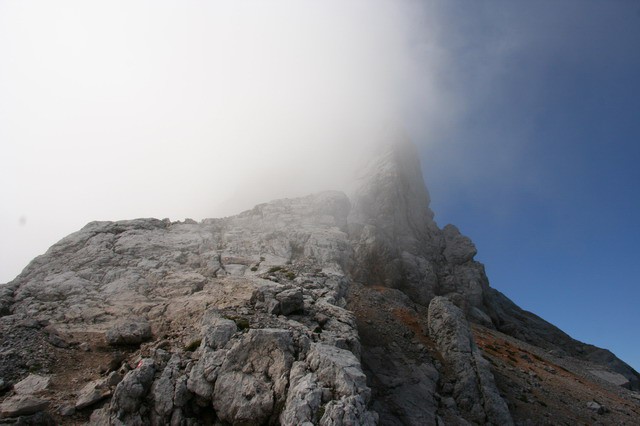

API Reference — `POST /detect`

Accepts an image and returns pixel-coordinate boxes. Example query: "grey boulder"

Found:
[75,378,112,410]
[13,374,50,395]
[105,317,152,346]
[276,288,304,315]
[0,395,49,418]
[428,296,513,425]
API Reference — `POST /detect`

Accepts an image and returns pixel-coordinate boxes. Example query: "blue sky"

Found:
[419,1,640,371]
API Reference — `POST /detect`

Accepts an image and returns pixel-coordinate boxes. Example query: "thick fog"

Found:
[1,1,636,287]
[0,1,454,282]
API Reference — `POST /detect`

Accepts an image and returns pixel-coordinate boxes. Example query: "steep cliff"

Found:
[0,140,638,425]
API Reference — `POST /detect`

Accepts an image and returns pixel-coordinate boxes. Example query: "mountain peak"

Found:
[0,137,638,424]
[349,136,435,237]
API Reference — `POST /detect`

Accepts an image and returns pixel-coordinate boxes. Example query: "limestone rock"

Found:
[428,296,513,425]
[361,345,439,425]
[307,344,369,399]
[348,139,440,305]
[58,405,75,416]
[43,325,69,348]
[200,310,237,350]
[0,395,49,418]
[279,343,377,426]
[105,318,152,346]
[276,288,304,315]
[214,371,274,423]
[0,283,17,317]
[484,287,640,390]
[280,366,322,425]
[13,374,50,395]
[3,411,56,425]
[586,400,607,414]
[150,354,182,423]
[88,407,110,426]
[1,138,638,425]
[442,224,477,265]
[186,353,214,399]
[213,329,294,424]
[75,378,111,410]
[589,369,631,388]
[109,358,155,424]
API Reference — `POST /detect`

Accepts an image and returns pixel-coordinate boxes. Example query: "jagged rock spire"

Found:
[346,135,445,304]
[348,135,437,243]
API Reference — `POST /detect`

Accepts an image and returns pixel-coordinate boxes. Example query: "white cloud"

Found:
[0,0,452,282]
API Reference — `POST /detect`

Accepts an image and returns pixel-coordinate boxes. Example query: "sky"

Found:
[419,1,640,372]
[1,1,638,371]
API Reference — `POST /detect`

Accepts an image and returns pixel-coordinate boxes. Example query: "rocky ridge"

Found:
[0,139,638,425]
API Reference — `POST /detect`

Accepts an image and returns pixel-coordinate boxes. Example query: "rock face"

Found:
[105,318,152,346]
[75,377,114,410]
[13,374,50,395]
[0,138,639,424]
[0,395,49,418]
[428,297,512,425]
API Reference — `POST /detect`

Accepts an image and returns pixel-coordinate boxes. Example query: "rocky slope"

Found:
[0,139,638,425]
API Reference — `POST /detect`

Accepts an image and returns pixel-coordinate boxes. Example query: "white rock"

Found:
[105,317,152,346]
[0,395,49,418]
[75,378,111,410]
[13,374,50,395]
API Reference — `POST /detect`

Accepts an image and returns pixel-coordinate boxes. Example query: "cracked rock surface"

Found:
[1,139,638,425]
[428,296,513,425]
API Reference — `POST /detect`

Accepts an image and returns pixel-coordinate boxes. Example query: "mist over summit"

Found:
[1,1,639,424]
[0,0,448,284]
[1,139,638,424]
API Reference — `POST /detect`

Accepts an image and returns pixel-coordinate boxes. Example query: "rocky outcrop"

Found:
[105,318,152,346]
[0,188,379,424]
[101,310,377,425]
[75,375,118,410]
[0,395,49,418]
[428,296,513,425]
[348,138,441,306]
[212,328,294,424]
[346,140,640,392]
[109,358,156,425]
[483,287,640,390]
[0,139,638,425]
[13,374,50,395]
